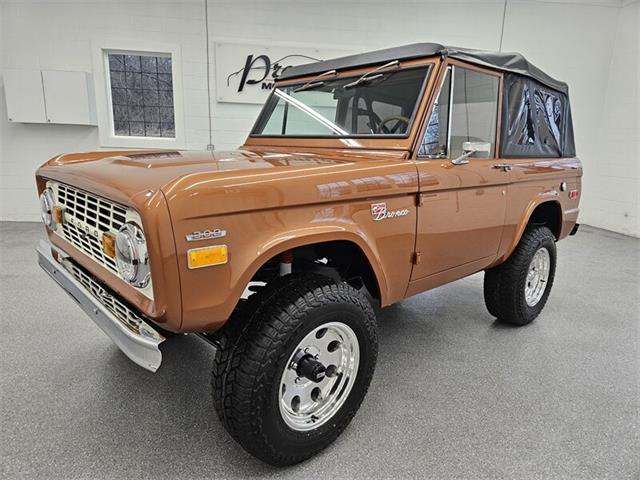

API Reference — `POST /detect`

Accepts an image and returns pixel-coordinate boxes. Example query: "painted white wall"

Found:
[0,0,638,236]
[582,0,639,236]
[503,0,638,236]
[0,4,4,179]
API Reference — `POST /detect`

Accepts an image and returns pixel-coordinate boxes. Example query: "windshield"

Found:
[251,66,430,138]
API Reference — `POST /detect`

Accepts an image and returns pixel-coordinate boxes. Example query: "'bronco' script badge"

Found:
[370,202,410,221]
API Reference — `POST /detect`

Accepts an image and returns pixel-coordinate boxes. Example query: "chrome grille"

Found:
[54,183,127,275]
[67,261,153,338]
[61,220,118,272]
[58,183,127,231]
[47,180,154,301]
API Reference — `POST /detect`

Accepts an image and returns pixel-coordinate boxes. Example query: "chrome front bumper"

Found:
[36,239,164,372]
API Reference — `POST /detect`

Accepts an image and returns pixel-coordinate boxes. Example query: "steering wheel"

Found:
[376,115,410,134]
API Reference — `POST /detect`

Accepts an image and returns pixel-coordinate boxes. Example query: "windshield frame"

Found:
[248,63,433,141]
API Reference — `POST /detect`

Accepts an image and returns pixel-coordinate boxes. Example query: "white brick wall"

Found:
[0,0,638,237]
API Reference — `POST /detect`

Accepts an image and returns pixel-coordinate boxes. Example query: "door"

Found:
[411,63,508,281]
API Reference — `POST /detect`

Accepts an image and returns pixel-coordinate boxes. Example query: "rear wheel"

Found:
[484,226,556,325]
[211,273,377,466]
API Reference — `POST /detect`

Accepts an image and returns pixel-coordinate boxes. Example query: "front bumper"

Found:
[36,239,165,372]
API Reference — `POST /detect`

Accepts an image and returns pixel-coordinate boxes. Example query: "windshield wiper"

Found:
[293,69,337,93]
[343,60,400,89]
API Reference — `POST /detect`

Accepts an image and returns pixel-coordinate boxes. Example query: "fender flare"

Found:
[504,193,562,260]
[233,226,389,307]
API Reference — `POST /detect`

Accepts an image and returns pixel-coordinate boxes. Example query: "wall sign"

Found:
[214,42,353,104]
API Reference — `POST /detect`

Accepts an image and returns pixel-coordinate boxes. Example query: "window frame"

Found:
[249,64,433,140]
[91,39,185,149]
[415,59,503,161]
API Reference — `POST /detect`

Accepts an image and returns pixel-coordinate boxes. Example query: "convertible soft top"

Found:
[281,42,575,158]
[279,42,568,95]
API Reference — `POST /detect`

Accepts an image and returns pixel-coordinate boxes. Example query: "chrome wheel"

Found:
[525,247,551,307]
[279,322,360,432]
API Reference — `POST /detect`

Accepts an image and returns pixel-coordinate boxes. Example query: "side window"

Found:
[449,67,499,158]
[419,66,499,158]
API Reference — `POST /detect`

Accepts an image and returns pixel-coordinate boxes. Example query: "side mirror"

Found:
[462,141,491,158]
[451,141,492,165]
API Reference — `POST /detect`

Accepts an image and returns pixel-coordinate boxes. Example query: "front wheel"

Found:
[484,226,557,325]
[211,273,377,466]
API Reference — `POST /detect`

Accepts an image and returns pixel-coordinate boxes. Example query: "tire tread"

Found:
[484,226,556,325]
[211,273,377,466]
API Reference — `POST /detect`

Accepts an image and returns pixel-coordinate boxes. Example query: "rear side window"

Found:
[500,73,575,158]
[419,66,499,158]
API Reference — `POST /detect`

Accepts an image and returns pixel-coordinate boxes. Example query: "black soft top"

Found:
[280,43,568,95]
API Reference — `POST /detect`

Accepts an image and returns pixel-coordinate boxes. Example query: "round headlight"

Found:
[39,188,56,230]
[115,222,150,288]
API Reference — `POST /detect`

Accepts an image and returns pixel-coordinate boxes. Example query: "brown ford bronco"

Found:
[36,43,581,466]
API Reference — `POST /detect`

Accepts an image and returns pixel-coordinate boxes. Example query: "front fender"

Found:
[172,196,417,332]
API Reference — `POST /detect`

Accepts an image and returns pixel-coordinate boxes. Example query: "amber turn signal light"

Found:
[102,233,116,258]
[188,245,228,269]
[52,206,65,225]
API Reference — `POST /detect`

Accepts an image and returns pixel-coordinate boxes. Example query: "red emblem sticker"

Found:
[371,203,387,219]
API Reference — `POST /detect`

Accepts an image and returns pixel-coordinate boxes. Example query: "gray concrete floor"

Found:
[1,222,638,479]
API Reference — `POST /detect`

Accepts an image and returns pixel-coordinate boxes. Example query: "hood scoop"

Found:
[110,151,185,168]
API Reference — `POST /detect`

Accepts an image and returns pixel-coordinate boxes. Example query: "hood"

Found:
[37,148,418,217]
[41,149,333,197]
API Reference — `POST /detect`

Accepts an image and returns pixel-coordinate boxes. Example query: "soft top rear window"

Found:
[251,66,431,138]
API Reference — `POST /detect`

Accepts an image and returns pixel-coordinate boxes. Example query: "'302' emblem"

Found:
[186,228,227,242]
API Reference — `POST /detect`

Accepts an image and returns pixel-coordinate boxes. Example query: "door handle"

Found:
[493,163,512,172]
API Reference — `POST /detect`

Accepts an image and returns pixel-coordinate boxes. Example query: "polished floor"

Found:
[1,222,638,479]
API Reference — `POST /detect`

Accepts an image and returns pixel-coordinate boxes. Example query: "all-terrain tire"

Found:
[211,273,378,466]
[483,226,557,325]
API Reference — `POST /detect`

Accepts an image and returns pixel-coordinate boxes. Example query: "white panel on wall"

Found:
[42,70,97,126]
[4,69,47,123]
[4,69,97,126]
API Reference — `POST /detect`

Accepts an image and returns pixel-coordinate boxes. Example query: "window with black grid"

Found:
[107,53,175,138]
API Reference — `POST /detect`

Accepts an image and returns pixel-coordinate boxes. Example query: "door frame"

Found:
[410,57,504,161]
[405,58,509,294]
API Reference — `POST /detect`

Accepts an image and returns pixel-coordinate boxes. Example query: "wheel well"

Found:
[249,241,381,302]
[528,201,561,239]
